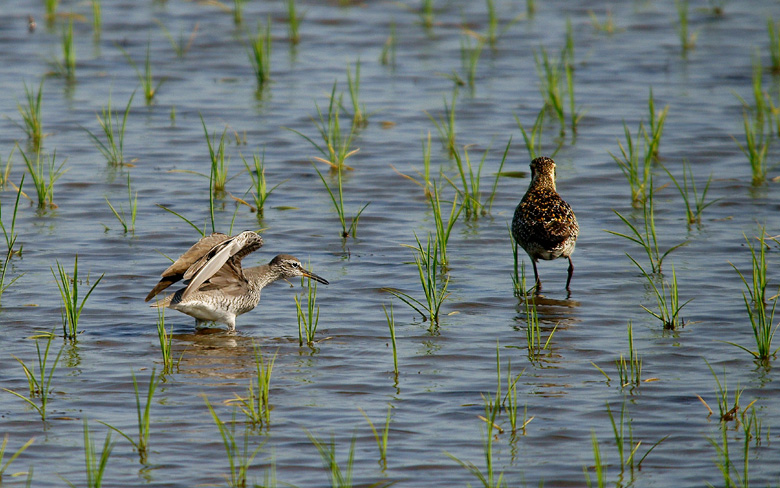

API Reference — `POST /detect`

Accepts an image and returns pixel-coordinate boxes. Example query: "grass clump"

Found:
[286,0,303,44]
[61,18,76,80]
[427,90,458,158]
[447,139,509,220]
[515,109,561,161]
[727,228,780,362]
[460,32,485,92]
[389,233,450,327]
[0,435,35,482]
[157,20,199,58]
[85,92,135,166]
[345,60,367,128]
[241,151,283,218]
[204,397,262,488]
[65,420,114,488]
[21,148,66,209]
[313,165,369,239]
[380,21,396,67]
[3,331,64,422]
[534,47,566,135]
[52,255,105,341]
[769,17,780,73]
[105,173,138,234]
[295,266,322,346]
[383,304,399,377]
[524,297,557,362]
[675,0,697,51]
[16,80,45,151]
[123,43,163,104]
[230,344,276,429]
[359,405,392,470]
[429,183,462,268]
[629,257,690,330]
[248,18,272,90]
[663,159,718,225]
[155,307,180,374]
[98,370,158,464]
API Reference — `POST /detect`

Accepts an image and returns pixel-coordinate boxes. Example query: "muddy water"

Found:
[1,1,779,486]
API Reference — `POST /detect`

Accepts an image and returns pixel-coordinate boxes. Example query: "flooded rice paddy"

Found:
[1,0,780,486]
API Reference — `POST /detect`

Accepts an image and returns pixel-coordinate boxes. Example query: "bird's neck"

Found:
[529,176,556,192]
[245,265,286,290]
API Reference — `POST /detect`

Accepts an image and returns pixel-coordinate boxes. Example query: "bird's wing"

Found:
[180,231,263,301]
[145,233,230,301]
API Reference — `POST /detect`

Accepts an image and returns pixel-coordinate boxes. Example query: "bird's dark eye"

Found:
[291,262,300,268]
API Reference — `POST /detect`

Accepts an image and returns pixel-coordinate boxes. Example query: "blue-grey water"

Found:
[1,1,779,486]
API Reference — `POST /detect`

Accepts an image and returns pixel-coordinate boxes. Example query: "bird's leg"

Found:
[565,256,574,291]
[532,260,541,293]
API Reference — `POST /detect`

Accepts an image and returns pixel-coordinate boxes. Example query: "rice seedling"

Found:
[345,60,367,128]
[644,88,669,161]
[605,401,668,479]
[156,20,199,58]
[584,432,606,488]
[0,435,34,482]
[97,369,158,464]
[201,116,230,194]
[52,255,105,341]
[429,183,462,268]
[770,17,780,74]
[241,151,283,218]
[233,0,244,24]
[419,0,434,29]
[663,160,718,225]
[515,109,561,161]
[704,362,748,423]
[204,397,262,488]
[122,43,164,104]
[20,148,66,209]
[359,405,392,470]
[383,304,399,377]
[105,173,138,234]
[295,268,321,346]
[380,20,396,67]
[534,47,566,135]
[502,360,530,437]
[524,296,557,362]
[85,92,135,166]
[526,0,536,17]
[91,0,101,38]
[1,175,25,257]
[248,18,272,90]
[3,331,64,422]
[155,307,180,375]
[609,121,652,207]
[45,0,58,20]
[426,90,458,157]
[286,0,303,44]
[289,83,359,171]
[305,430,359,488]
[727,230,780,362]
[62,18,76,80]
[565,60,585,134]
[607,178,686,273]
[675,0,697,51]
[484,0,519,46]
[447,138,509,219]
[445,391,506,488]
[615,323,642,388]
[460,33,485,91]
[230,344,276,428]
[0,146,15,189]
[734,111,770,185]
[65,420,114,488]
[16,79,44,151]
[313,165,369,239]
[388,233,450,326]
[629,257,690,330]
[588,9,619,34]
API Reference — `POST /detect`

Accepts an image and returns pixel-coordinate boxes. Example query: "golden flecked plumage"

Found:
[512,157,579,291]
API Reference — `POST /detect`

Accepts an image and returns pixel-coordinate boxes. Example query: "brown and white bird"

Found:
[145,231,328,330]
[512,157,579,291]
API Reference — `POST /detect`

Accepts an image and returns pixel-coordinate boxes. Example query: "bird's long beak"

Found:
[303,270,329,285]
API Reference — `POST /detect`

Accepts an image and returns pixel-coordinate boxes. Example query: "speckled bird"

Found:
[145,231,329,331]
[512,157,579,291]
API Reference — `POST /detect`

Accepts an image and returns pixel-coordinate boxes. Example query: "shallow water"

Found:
[1,0,780,486]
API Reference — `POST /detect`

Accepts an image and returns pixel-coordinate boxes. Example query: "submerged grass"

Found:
[524,297,557,362]
[65,420,114,488]
[380,20,396,67]
[61,18,76,80]
[123,43,164,104]
[286,0,303,44]
[447,139,509,220]
[675,0,697,51]
[313,165,369,239]
[359,405,392,470]
[0,435,35,481]
[85,91,135,166]
[241,151,283,218]
[769,17,780,74]
[629,257,690,330]
[52,256,104,341]
[3,331,64,422]
[427,90,458,157]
